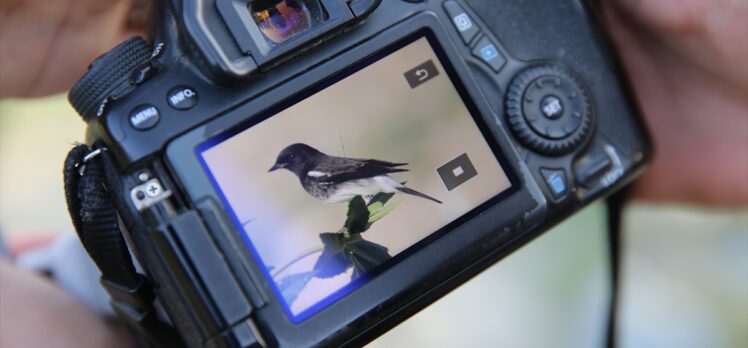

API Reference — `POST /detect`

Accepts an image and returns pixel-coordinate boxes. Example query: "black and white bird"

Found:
[269,143,442,204]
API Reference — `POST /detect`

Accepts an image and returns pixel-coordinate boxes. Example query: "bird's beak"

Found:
[269,163,282,172]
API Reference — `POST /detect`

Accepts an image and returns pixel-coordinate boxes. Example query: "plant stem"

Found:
[270,247,323,279]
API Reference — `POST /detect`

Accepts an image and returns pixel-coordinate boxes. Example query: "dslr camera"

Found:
[65,0,650,347]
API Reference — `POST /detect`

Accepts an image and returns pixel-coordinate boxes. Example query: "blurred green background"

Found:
[0,95,746,347]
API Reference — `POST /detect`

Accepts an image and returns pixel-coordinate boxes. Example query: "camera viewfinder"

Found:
[249,0,328,46]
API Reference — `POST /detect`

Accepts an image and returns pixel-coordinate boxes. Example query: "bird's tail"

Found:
[397,186,442,204]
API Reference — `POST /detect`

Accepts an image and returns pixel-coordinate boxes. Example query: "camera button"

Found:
[540,168,569,200]
[575,152,612,188]
[404,60,439,89]
[167,86,198,110]
[443,1,480,44]
[471,36,506,73]
[437,153,478,191]
[128,104,160,130]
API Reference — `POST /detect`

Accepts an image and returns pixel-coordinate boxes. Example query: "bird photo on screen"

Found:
[269,143,442,204]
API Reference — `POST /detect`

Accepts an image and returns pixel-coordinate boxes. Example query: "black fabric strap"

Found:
[605,188,629,348]
[64,145,140,287]
[64,144,183,347]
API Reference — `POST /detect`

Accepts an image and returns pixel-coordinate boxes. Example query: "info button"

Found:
[437,153,478,191]
[167,86,198,110]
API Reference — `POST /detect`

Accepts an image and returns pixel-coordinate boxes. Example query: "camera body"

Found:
[68,0,650,347]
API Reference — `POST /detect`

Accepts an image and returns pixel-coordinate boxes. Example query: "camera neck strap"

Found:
[605,188,629,348]
[64,145,140,286]
[63,144,182,347]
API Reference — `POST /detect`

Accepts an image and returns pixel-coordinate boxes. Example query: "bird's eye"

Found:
[289,154,296,159]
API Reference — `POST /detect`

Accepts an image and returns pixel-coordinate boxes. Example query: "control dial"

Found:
[68,37,152,120]
[506,65,593,155]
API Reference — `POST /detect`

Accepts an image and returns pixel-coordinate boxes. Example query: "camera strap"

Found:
[63,144,182,347]
[605,188,629,348]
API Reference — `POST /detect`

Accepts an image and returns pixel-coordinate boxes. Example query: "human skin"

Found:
[604,0,748,205]
[0,0,149,97]
[0,0,745,346]
[0,260,137,348]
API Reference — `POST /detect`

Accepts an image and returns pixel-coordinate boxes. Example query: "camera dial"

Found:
[68,37,152,120]
[506,65,593,156]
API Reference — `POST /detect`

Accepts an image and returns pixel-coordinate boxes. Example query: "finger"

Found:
[604,2,748,206]
[608,0,748,93]
[0,0,71,97]
[28,0,139,96]
[0,261,138,348]
[0,0,150,98]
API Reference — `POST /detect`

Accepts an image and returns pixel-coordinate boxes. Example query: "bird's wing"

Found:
[310,156,408,184]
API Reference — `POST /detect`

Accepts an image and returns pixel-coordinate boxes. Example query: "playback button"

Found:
[472,36,506,73]
[167,86,198,110]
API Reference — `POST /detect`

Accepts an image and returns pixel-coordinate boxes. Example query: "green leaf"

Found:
[365,192,397,226]
[313,232,392,279]
[280,193,396,303]
[345,196,369,234]
[368,201,399,225]
[367,201,385,214]
[313,233,351,278]
[368,192,395,207]
[348,239,391,278]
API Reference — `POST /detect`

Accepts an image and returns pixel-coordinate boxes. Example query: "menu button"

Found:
[129,104,160,130]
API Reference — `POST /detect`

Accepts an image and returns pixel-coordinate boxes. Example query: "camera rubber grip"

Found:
[68,37,152,120]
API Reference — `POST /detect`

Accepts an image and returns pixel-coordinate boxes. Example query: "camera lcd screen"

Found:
[197,32,515,322]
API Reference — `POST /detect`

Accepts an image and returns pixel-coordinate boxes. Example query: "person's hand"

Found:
[0,261,137,348]
[0,0,150,98]
[603,0,748,205]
